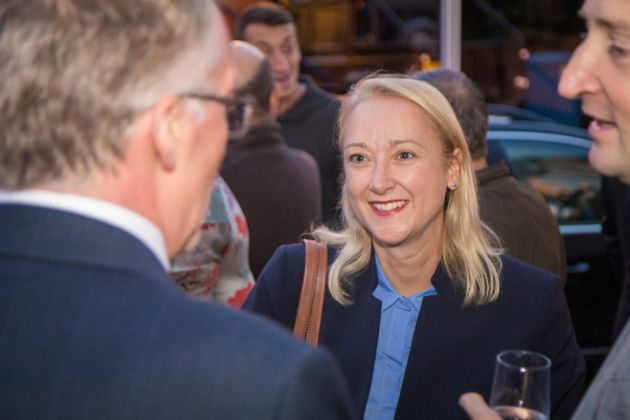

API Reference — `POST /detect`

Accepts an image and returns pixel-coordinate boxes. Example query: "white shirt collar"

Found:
[0,189,170,270]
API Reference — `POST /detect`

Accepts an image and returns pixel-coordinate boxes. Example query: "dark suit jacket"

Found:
[244,243,585,420]
[0,205,355,420]
[602,176,630,338]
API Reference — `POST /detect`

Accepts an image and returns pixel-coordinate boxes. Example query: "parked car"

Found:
[488,103,556,123]
[488,120,602,230]
[486,119,620,385]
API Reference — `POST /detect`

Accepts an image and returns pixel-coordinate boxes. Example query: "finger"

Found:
[459,393,501,420]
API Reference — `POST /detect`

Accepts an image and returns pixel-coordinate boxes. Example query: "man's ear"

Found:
[150,96,185,172]
[269,86,281,117]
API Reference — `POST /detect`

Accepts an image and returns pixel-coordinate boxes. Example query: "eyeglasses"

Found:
[180,92,253,139]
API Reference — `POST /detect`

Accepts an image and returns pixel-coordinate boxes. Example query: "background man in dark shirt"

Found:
[235,2,341,225]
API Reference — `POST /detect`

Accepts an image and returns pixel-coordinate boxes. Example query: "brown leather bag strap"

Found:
[293,239,328,346]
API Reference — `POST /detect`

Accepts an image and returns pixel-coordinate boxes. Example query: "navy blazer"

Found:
[244,243,585,420]
[0,205,355,420]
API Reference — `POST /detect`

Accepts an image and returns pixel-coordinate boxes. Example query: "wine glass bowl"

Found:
[489,350,551,420]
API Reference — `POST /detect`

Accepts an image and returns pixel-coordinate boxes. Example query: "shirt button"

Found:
[399,300,412,311]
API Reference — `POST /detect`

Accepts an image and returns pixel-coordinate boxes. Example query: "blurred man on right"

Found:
[557,0,630,417]
[558,0,630,342]
[461,0,630,418]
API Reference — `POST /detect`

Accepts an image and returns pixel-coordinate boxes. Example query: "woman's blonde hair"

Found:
[313,74,503,307]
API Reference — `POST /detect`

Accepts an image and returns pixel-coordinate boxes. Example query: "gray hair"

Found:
[0,0,223,189]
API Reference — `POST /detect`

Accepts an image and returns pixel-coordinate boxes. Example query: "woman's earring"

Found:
[450,183,459,191]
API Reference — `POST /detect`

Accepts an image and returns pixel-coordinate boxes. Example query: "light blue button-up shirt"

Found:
[363,256,437,420]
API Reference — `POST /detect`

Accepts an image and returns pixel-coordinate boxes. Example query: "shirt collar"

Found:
[0,189,169,270]
[372,253,437,312]
[475,160,511,185]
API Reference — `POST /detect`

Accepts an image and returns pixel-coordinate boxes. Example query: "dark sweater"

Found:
[477,161,567,283]
[278,77,341,225]
[221,121,321,278]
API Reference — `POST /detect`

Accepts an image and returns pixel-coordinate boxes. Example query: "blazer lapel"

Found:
[321,256,381,416]
[395,265,465,418]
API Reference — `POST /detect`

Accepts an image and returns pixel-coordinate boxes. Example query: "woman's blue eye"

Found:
[349,154,365,163]
[398,151,415,160]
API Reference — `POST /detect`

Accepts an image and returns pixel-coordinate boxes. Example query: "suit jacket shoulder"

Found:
[0,207,355,420]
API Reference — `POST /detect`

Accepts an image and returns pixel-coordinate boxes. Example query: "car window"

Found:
[495,139,602,225]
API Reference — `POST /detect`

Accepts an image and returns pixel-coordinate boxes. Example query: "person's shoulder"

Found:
[499,255,559,292]
[277,241,339,270]
[253,242,338,291]
[493,257,566,325]
[251,242,307,286]
[300,78,340,110]
[508,178,555,213]
[142,297,353,418]
[160,295,325,372]
[285,148,320,172]
[188,299,297,345]
[479,165,548,207]
[273,241,310,260]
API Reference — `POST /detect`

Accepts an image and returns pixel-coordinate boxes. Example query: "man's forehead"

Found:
[580,0,630,33]
[243,23,298,46]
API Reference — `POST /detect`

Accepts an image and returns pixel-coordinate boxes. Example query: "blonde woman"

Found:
[244,75,584,420]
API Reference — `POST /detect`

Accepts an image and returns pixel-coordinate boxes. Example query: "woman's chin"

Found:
[372,234,408,249]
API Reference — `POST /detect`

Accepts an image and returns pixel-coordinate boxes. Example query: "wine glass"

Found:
[489,349,551,420]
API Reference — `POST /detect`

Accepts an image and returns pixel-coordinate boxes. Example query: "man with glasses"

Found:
[0,1,354,419]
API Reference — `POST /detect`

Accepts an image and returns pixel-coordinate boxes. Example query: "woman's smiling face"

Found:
[342,96,459,250]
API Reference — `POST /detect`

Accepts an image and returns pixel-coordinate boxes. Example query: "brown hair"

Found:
[234,2,295,39]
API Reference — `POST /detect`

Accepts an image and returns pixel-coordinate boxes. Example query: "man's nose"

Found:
[269,51,290,74]
[558,42,599,99]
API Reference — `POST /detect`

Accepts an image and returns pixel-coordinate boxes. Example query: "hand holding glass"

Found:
[489,350,551,420]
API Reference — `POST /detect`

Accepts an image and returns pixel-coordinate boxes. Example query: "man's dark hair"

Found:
[236,59,274,118]
[235,2,295,39]
[413,69,488,160]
